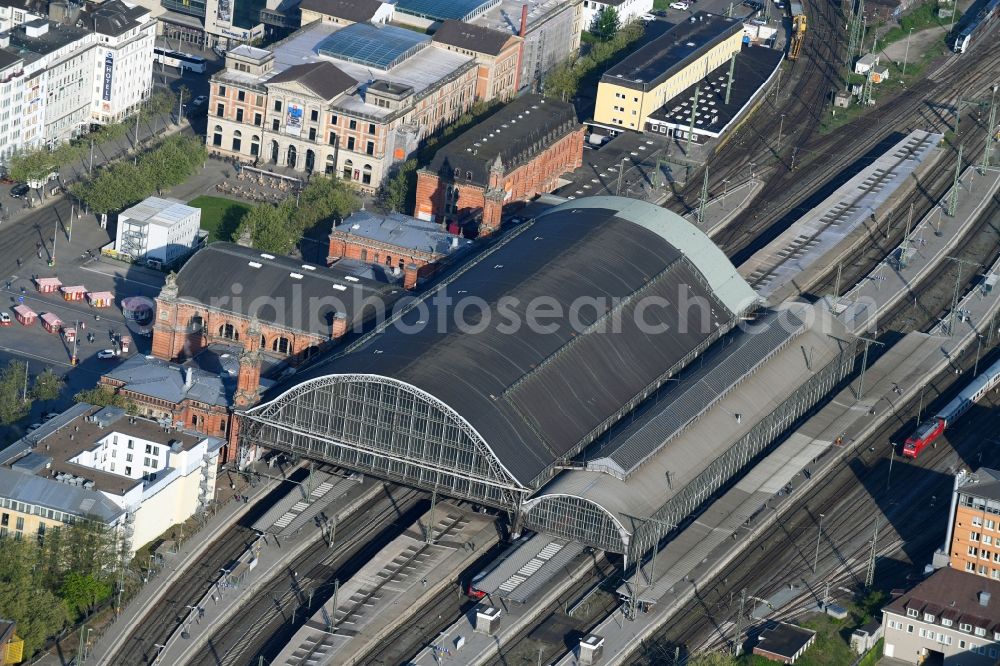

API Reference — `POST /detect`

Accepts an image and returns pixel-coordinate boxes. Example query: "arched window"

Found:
[325,154,335,176]
[466,171,472,180]
[362,164,372,185]
[272,336,291,354]
[212,125,222,147]
[343,159,353,181]
[219,418,227,432]
[232,129,242,152]
[188,315,203,332]
[218,323,239,340]
[260,334,266,350]
[287,144,297,168]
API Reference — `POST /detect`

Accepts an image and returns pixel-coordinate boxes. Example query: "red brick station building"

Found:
[99,242,399,461]
[414,94,584,235]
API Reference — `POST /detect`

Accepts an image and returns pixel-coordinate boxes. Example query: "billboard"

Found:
[102,53,114,102]
[286,102,303,136]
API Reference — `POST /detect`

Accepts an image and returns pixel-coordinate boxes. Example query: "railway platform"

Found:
[147,476,380,666]
[739,130,943,306]
[406,534,594,666]
[553,331,953,664]
[686,178,766,239]
[833,165,1000,335]
[251,469,361,536]
[271,502,497,666]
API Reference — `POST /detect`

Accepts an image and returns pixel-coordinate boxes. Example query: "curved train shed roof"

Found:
[263,197,758,487]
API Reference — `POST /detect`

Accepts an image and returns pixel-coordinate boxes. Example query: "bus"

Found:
[154,47,207,74]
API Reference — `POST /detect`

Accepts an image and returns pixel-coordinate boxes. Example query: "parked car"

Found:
[669,1,690,8]
[192,95,208,106]
[27,423,42,432]
[42,412,58,422]
[10,183,29,198]
[0,312,10,326]
[97,349,119,359]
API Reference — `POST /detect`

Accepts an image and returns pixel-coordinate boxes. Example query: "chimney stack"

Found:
[332,312,349,339]
[519,4,528,37]
[184,366,193,389]
[403,263,419,290]
[980,591,991,607]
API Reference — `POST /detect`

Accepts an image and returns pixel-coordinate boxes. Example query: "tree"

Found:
[59,572,112,618]
[290,174,358,233]
[377,159,418,213]
[591,6,621,41]
[237,203,299,254]
[0,360,30,424]
[73,386,136,413]
[31,367,64,402]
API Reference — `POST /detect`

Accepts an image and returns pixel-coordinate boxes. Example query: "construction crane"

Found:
[789,11,807,60]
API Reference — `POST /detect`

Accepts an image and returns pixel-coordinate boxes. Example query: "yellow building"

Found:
[0,620,24,665]
[594,12,744,131]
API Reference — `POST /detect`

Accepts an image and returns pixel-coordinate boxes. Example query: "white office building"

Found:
[581,0,653,30]
[115,196,202,267]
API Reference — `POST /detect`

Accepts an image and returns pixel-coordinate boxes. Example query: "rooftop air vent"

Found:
[289,272,303,279]
[332,284,347,291]
[301,265,316,271]
[343,275,360,282]
[248,261,262,268]
[260,253,275,259]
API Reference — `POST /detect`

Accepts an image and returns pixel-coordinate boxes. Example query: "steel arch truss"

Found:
[239,374,528,508]
[520,494,630,554]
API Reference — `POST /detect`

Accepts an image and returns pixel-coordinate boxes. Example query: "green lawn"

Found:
[187,195,252,243]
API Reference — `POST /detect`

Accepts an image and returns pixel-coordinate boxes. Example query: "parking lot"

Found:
[651,0,784,29]
[0,195,165,426]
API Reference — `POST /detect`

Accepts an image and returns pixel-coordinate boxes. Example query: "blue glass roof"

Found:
[316,22,430,70]
[395,0,495,21]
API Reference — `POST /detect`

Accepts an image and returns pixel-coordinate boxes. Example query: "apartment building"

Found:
[882,567,1000,664]
[431,20,521,102]
[0,403,222,554]
[207,21,477,191]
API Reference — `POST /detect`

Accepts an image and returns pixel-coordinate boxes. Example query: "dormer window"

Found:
[960,622,973,632]
[923,613,935,623]
[907,608,918,618]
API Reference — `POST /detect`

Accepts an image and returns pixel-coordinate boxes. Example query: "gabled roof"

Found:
[298,0,383,22]
[104,354,235,408]
[0,467,124,523]
[82,0,150,37]
[432,20,515,56]
[268,61,356,100]
[885,568,1000,626]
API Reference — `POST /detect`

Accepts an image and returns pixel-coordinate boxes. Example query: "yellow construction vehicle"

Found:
[789,12,807,60]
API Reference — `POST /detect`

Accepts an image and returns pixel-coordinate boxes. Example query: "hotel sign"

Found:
[102,53,113,102]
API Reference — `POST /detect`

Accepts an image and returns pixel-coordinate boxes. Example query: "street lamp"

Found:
[902,27,914,76]
[887,443,895,491]
[722,178,730,210]
[813,513,825,573]
[777,113,786,148]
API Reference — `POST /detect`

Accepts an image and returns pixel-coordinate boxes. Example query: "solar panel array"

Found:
[605,309,806,476]
[316,22,429,70]
[395,0,495,20]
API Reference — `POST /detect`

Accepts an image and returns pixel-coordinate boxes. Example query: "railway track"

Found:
[626,193,1000,663]
[104,469,309,666]
[184,484,427,666]
[681,18,1000,263]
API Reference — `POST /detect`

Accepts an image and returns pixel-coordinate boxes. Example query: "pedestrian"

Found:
[37,250,41,259]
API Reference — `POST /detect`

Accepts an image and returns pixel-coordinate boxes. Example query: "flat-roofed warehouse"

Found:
[594,12,744,132]
[237,197,855,563]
